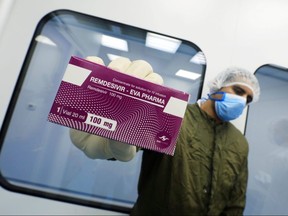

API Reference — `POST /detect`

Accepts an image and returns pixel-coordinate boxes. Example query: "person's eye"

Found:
[233,86,245,95]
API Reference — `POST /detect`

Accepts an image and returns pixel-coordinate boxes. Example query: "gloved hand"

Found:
[70,56,163,162]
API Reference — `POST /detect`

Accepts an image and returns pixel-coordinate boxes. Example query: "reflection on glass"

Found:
[145,32,181,53]
[245,65,288,215]
[0,10,205,212]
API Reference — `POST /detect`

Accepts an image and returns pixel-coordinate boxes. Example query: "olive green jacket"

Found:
[131,103,249,215]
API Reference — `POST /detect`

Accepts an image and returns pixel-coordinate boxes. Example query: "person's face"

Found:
[219,84,254,105]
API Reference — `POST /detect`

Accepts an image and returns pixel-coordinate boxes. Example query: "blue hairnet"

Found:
[208,67,260,103]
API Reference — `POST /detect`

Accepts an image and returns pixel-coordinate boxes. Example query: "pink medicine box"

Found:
[48,56,190,156]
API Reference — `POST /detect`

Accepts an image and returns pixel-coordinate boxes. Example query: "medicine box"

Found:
[48,56,190,156]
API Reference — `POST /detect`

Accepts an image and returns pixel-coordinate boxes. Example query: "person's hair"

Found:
[208,67,260,103]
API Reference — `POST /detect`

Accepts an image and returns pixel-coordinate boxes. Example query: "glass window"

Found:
[0,10,206,212]
[245,65,288,215]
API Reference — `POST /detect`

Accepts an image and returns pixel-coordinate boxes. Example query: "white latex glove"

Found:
[70,56,163,161]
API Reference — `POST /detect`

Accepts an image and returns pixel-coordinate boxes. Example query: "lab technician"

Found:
[70,56,260,215]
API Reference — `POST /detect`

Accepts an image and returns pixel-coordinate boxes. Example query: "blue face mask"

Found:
[208,92,246,121]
